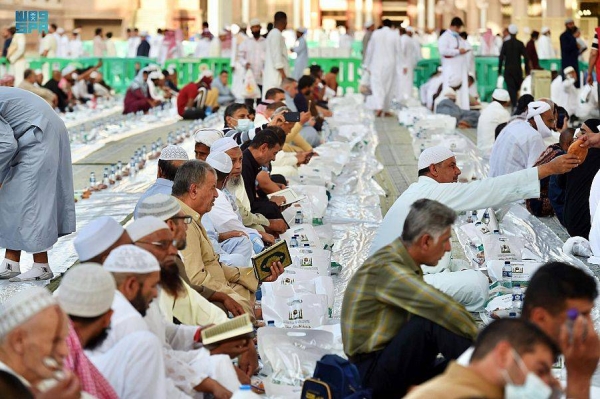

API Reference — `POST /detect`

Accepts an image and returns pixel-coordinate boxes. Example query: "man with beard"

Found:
[238,18,266,107]
[57,264,120,399]
[126,217,245,394]
[133,204,259,381]
[136,193,240,321]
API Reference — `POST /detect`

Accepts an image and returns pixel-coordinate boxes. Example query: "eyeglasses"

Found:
[137,240,180,250]
[169,215,193,225]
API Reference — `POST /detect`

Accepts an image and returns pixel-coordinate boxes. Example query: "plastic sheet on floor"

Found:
[0,113,221,301]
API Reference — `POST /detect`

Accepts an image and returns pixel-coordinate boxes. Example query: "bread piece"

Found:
[568,138,588,163]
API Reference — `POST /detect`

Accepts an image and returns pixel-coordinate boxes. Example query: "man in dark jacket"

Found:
[136,32,151,57]
[44,69,71,113]
[560,19,580,87]
[526,31,542,70]
[499,24,530,108]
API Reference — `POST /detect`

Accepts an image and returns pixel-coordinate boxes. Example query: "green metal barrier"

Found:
[414,59,441,89]
[475,57,500,102]
[308,58,362,94]
[164,58,232,86]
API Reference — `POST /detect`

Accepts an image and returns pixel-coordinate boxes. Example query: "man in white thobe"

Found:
[292,27,308,80]
[238,19,266,103]
[263,11,290,98]
[370,145,578,310]
[438,17,471,110]
[364,19,400,116]
[558,66,579,117]
[93,28,105,57]
[55,28,69,58]
[194,35,212,58]
[40,28,57,57]
[7,30,26,87]
[396,29,418,102]
[489,100,558,177]
[127,29,141,58]
[477,88,511,157]
[150,29,164,59]
[537,27,556,59]
[230,25,249,102]
[68,30,83,59]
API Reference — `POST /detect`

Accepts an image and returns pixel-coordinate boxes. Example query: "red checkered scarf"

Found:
[64,322,119,399]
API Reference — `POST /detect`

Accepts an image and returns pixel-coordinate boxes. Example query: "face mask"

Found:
[451,31,460,38]
[503,350,552,399]
[236,118,254,132]
[533,114,554,138]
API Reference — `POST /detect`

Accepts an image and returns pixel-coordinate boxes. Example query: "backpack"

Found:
[301,355,372,399]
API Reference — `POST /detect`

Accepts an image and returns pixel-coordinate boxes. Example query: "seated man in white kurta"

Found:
[370,145,580,311]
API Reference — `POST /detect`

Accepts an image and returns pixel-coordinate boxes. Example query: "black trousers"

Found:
[245,85,263,109]
[504,70,523,108]
[352,316,472,399]
[182,107,205,120]
[251,198,284,220]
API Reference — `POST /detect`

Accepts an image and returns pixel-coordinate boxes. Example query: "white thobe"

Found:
[127,37,141,58]
[7,33,26,87]
[424,74,444,110]
[438,30,470,110]
[590,170,600,221]
[364,26,400,111]
[55,34,69,58]
[150,34,164,59]
[194,38,211,58]
[396,34,418,102]
[293,36,308,80]
[411,35,422,63]
[271,150,300,177]
[489,119,547,177]
[68,39,83,58]
[93,35,105,57]
[231,33,249,100]
[238,36,266,85]
[339,33,354,50]
[370,168,540,255]
[521,75,532,96]
[207,188,262,237]
[40,34,57,57]
[476,101,511,157]
[550,76,563,105]
[263,28,290,97]
[536,35,555,59]
[105,39,116,57]
[560,77,579,116]
[87,291,186,399]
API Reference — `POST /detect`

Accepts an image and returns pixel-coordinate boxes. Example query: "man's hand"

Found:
[296,152,309,165]
[269,195,286,206]
[459,48,468,54]
[403,67,408,74]
[196,378,233,399]
[300,111,312,124]
[96,59,103,68]
[33,372,81,399]
[218,230,248,242]
[235,366,252,384]
[238,344,259,377]
[222,295,245,316]
[261,261,285,283]
[210,338,251,358]
[560,315,600,399]
[259,231,275,245]
[267,219,287,234]
[587,74,594,85]
[279,69,286,79]
[268,114,285,127]
[579,132,600,149]
[537,154,580,179]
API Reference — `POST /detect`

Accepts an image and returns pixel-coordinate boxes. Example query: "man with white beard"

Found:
[396,28,418,103]
[364,19,400,116]
[537,27,556,59]
[489,100,559,177]
[438,17,471,110]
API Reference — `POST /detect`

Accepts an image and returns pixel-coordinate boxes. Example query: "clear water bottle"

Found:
[290,235,299,248]
[295,210,303,225]
[102,167,110,185]
[512,284,523,310]
[89,172,96,188]
[502,261,513,290]
[110,165,116,182]
[466,212,473,224]
[130,157,137,174]
[482,211,490,225]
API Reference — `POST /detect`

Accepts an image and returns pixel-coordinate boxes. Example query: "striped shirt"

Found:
[341,238,478,356]
[593,33,598,50]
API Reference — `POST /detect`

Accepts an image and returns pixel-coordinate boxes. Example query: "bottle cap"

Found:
[567,308,579,321]
[239,385,252,390]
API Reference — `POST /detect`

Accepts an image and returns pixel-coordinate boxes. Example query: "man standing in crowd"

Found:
[263,12,290,97]
[364,19,400,116]
[561,18,580,88]
[292,27,308,80]
[438,18,471,110]
[499,24,529,108]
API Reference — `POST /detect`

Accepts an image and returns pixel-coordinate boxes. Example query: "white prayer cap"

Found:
[418,146,455,170]
[194,128,224,147]
[57,27,64,34]
[206,151,233,173]
[565,18,574,24]
[365,20,374,29]
[249,18,261,27]
[34,69,43,75]
[406,26,414,33]
[159,144,189,161]
[126,216,170,242]
[167,64,177,74]
[57,263,115,318]
[141,30,149,37]
[296,27,307,33]
[448,74,462,88]
[199,68,213,80]
[62,65,76,76]
[74,216,124,262]
[73,28,81,34]
[136,194,181,221]
[148,71,163,80]
[550,63,558,72]
[90,71,99,79]
[564,66,576,75]
[508,24,518,35]
[103,245,160,274]
[0,287,57,338]
[541,26,550,34]
[211,137,239,154]
[492,88,510,102]
[526,101,552,119]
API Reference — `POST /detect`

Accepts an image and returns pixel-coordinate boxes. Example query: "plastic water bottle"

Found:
[102,167,110,186]
[512,284,523,310]
[502,261,513,290]
[232,385,261,399]
[290,235,299,248]
[295,210,303,225]
[89,172,96,189]
[482,211,490,225]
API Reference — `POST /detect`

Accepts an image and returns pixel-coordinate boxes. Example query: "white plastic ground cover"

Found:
[0,114,221,300]
[61,96,124,130]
